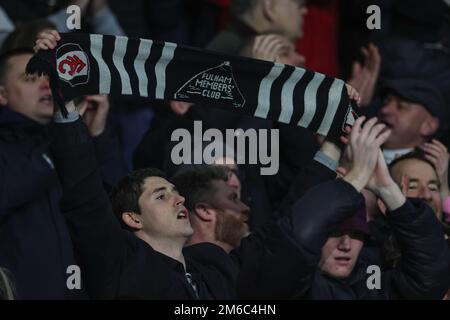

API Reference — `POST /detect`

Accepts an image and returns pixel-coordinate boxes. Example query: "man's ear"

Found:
[0,86,8,106]
[121,212,143,230]
[261,0,277,21]
[420,116,439,137]
[193,202,215,222]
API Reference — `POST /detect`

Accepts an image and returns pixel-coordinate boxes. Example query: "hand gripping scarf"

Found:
[26,33,358,138]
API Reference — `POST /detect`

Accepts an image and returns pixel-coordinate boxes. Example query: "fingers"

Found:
[424,154,438,167]
[351,61,362,78]
[345,84,361,105]
[253,35,263,52]
[400,174,410,195]
[336,166,348,177]
[422,140,448,154]
[77,99,89,116]
[350,116,390,149]
[367,121,385,138]
[85,94,108,103]
[340,135,349,145]
[419,140,449,164]
[359,117,378,142]
[373,127,391,146]
[50,30,61,41]
[361,43,381,71]
[367,43,381,70]
[420,144,442,159]
[34,39,55,51]
[431,139,447,150]
[253,34,291,62]
[350,115,365,142]
[34,30,60,51]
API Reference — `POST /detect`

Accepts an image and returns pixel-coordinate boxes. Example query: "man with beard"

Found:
[172,166,250,252]
[173,134,347,252]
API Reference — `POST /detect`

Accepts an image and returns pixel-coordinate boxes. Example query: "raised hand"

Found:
[252,34,292,63]
[345,84,361,106]
[366,150,396,195]
[419,139,450,199]
[34,30,61,51]
[343,116,390,192]
[77,94,110,137]
[348,43,381,107]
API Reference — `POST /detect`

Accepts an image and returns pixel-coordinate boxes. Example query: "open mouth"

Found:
[39,94,53,104]
[177,208,189,220]
[334,257,351,265]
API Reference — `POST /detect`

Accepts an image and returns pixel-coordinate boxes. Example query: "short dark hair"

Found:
[111,168,166,231]
[229,0,260,18]
[172,166,228,212]
[389,148,437,174]
[0,48,35,85]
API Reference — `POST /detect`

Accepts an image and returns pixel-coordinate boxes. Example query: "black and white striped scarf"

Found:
[26,33,358,138]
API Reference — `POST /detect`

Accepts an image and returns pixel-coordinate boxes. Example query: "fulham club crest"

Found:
[56,43,90,86]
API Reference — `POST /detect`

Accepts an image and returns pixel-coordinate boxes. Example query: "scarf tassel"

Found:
[26,56,68,117]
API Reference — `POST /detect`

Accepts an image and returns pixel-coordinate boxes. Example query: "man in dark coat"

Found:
[49,109,315,299]
[47,95,403,300]
[0,48,125,299]
[284,117,450,300]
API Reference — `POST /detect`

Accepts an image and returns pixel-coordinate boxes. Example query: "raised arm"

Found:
[366,150,450,299]
[49,103,126,298]
[235,116,389,298]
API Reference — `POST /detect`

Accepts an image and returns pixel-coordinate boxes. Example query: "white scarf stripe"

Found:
[155,42,177,99]
[134,39,153,96]
[317,79,345,136]
[298,73,325,127]
[279,68,306,123]
[112,36,132,95]
[90,34,111,93]
[254,63,285,119]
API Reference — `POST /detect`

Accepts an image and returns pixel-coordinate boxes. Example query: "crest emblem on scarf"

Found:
[56,43,90,86]
[174,61,246,108]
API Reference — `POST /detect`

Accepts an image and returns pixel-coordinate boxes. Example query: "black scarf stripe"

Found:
[90,34,111,94]
[290,71,315,125]
[308,76,336,134]
[278,67,307,124]
[268,65,296,123]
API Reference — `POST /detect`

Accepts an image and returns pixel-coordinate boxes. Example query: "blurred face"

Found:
[214,158,242,199]
[319,231,364,279]
[210,179,250,247]
[137,177,193,240]
[379,94,436,149]
[270,0,308,40]
[0,54,53,124]
[391,159,442,219]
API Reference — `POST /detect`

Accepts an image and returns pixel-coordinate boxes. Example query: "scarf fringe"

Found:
[26,56,68,117]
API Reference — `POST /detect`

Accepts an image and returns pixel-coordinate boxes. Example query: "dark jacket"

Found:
[51,118,347,299]
[283,179,450,300]
[0,108,125,299]
[0,108,76,299]
[207,19,320,227]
